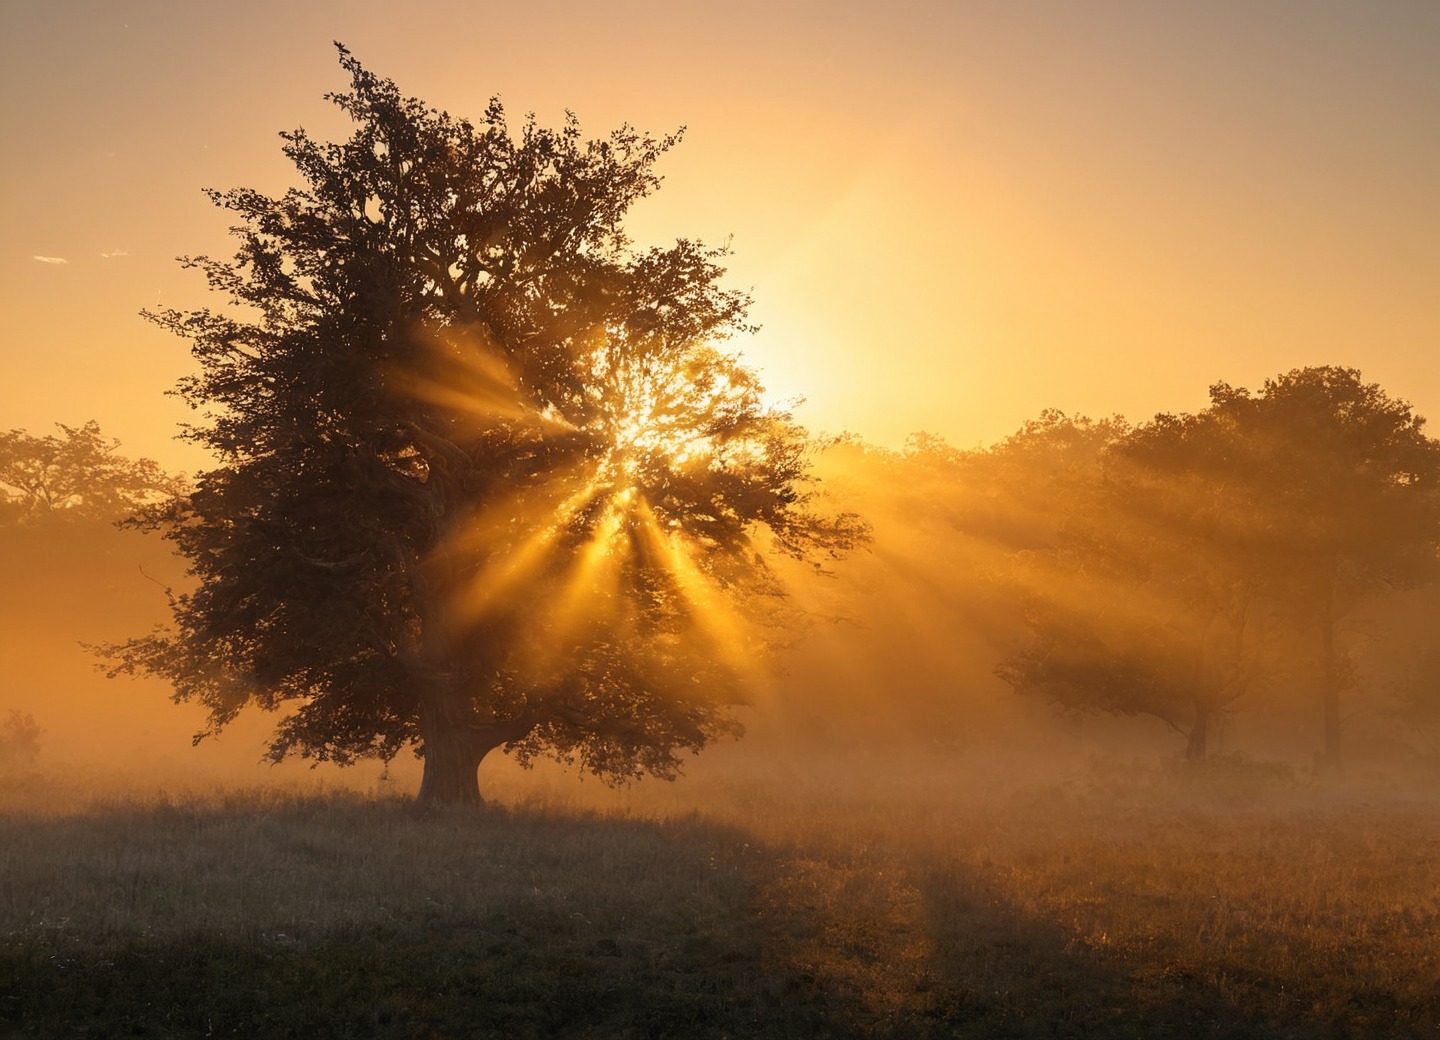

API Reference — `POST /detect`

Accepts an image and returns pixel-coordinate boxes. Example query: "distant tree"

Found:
[899,411,1132,632]
[0,422,183,524]
[1000,369,1440,768]
[949,410,1131,555]
[1204,367,1440,772]
[0,711,43,773]
[101,48,863,804]
[999,410,1279,760]
[1391,642,1440,765]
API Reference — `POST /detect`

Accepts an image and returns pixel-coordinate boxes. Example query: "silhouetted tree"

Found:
[0,711,43,774]
[1001,369,1440,767]
[999,410,1279,760]
[0,422,183,524]
[101,48,863,804]
[1391,640,1440,766]
[1204,367,1440,772]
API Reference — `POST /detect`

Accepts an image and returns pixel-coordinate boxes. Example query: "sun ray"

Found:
[542,490,632,634]
[446,474,608,624]
[400,309,793,701]
[631,498,763,681]
[504,490,637,682]
[392,322,578,432]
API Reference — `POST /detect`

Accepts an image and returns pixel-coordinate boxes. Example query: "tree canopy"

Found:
[102,47,864,803]
[997,410,1278,760]
[0,421,183,525]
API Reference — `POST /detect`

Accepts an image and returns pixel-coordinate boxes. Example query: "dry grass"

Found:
[3,752,1438,1038]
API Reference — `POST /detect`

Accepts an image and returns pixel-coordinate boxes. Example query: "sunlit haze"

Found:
[2,1,1436,470]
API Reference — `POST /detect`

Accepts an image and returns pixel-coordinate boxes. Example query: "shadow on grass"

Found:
[3,792,1435,1038]
[745,834,1438,1040]
[740,847,1278,1040]
[913,866,1274,1040]
[2,794,803,1039]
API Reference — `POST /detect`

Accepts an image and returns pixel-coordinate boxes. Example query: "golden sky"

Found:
[2,0,1436,471]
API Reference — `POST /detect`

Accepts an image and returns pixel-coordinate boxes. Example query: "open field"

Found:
[3,754,1439,1039]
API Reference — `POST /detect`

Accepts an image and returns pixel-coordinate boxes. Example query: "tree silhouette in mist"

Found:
[998,411,1278,761]
[997,368,1440,766]
[1204,367,1440,771]
[0,422,183,525]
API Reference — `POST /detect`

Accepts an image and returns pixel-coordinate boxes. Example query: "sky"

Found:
[2,0,1437,472]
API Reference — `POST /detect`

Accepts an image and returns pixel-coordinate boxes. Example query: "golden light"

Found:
[585,342,732,484]
[409,321,778,691]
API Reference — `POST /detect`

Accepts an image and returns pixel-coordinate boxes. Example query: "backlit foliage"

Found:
[0,422,183,524]
[101,47,864,801]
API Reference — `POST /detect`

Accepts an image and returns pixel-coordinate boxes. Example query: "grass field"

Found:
[3,752,1438,1038]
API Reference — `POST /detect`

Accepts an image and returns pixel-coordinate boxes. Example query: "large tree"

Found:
[102,49,862,804]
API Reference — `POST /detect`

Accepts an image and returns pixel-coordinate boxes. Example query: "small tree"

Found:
[0,422,183,524]
[995,411,1273,760]
[0,711,43,774]
[102,48,863,804]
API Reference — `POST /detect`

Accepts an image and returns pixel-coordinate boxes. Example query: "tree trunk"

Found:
[1318,582,1343,775]
[415,673,489,805]
[417,716,487,805]
[1185,705,1210,762]
[406,562,541,805]
[414,678,539,805]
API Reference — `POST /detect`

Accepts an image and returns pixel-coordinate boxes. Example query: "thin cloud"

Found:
[100,250,131,259]
[33,255,69,265]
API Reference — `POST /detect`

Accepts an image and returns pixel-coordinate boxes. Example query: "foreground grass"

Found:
[3,757,1438,1038]
[3,793,775,1038]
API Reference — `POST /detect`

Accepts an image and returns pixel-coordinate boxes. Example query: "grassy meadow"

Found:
[3,752,1439,1039]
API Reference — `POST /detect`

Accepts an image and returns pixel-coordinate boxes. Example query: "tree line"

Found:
[0,421,182,525]
[833,374,1439,770]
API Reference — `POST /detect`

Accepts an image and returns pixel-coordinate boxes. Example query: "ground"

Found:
[3,751,1438,1038]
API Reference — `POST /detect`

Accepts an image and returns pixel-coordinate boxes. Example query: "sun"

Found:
[586,338,743,485]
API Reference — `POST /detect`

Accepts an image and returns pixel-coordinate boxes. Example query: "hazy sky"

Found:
[2,0,1436,469]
